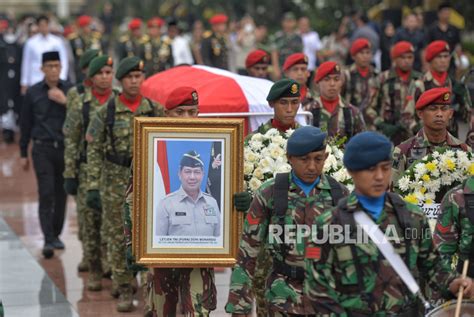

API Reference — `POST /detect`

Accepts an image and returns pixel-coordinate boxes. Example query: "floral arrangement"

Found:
[244,128,353,194]
[396,148,474,205]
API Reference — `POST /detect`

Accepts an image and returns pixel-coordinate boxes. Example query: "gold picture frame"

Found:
[132,117,244,267]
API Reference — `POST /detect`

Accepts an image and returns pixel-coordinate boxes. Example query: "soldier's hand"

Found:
[86,190,102,210]
[20,157,29,171]
[233,192,252,212]
[48,87,67,105]
[449,277,473,297]
[125,245,147,273]
[64,178,79,196]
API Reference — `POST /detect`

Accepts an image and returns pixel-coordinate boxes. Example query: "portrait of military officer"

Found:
[155,150,221,237]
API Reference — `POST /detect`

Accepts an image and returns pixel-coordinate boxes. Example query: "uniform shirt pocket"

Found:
[204,216,219,224]
[170,213,192,225]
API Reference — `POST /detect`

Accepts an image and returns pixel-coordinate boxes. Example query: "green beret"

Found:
[79,49,100,70]
[266,79,300,102]
[180,150,204,169]
[343,132,392,171]
[287,126,327,156]
[88,55,114,78]
[115,56,144,80]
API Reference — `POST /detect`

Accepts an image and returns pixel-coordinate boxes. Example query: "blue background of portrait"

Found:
[166,140,212,192]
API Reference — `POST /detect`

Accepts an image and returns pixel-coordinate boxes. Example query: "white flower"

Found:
[244,162,254,175]
[275,162,291,174]
[245,150,259,163]
[414,163,427,180]
[264,128,280,139]
[253,167,264,180]
[248,177,262,191]
[250,133,264,142]
[285,128,295,138]
[249,140,264,151]
[259,157,275,172]
[271,135,286,146]
[331,169,348,183]
[397,176,411,192]
[268,143,286,159]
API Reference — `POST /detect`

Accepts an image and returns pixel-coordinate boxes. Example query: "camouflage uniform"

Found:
[68,31,103,82]
[304,193,457,315]
[138,36,173,78]
[269,31,303,67]
[303,96,366,139]
[370,68,423,145]
[123,166,217,316]
[116,34,147,60]
[86,96,164,287]
[434,176,474,277]
[200,31,228,70]
[225,173,349,315]
[63,88,116,275]
[244,119,301,317]
[392,128,471,185]
[342,64,379,127]
[416,71,472,137]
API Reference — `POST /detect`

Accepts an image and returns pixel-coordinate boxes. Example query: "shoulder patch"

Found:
[203,31,212,39]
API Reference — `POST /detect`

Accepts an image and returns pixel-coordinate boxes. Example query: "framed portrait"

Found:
[132,117,244,267]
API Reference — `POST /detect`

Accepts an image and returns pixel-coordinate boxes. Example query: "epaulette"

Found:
[139,34,150,44]
[203,31,212,39]
[162,36,172,45]
[67,32,78,40]
[119,35,130,42]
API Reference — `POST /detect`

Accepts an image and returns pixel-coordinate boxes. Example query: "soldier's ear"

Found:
[416,109,423,120]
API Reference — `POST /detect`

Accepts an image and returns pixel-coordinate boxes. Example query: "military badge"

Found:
[192,91,198,101]
[107,57,113,66]
[334,64,340,72]
[304,55,308,63]
[204,206,217,216]
[443,93,450,101]
[291,83,298,94]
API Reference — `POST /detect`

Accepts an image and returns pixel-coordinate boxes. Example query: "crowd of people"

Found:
[2,1,474,316]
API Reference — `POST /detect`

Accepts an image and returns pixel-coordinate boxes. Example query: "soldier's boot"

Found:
[77,257,89,273]
[116,285,133,312]
[87,269,102,291]
[110,280,120,298]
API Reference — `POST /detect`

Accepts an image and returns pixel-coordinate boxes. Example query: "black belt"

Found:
[272,260,305,281]
[78,153,87,164]
[105,152,132,167]
[33,139,63,148]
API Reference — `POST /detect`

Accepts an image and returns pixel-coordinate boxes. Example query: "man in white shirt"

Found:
[298,16,322,71]
[21,15,68,93]
[165,19,194,66]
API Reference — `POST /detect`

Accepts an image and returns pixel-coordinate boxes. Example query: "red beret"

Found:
[245,49,270,68]
[63,25,74,37]
[415,87,451,110]
[425,40,450,62]
[391,41,414,59]
[0,19,9,30]
[128,18,143,31]
[350,38,371,56]
[314,61,341,83]
[165,87,199,110]
[147,17,164,28]
[282,53,308,71]
[209,14,228,25]
[77,15,92,27]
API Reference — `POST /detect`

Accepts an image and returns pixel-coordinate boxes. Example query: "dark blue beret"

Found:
[343,132,392,171]
[287,126,327,156]
[180,150,204,168]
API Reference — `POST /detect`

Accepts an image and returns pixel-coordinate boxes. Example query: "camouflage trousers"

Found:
[100,161,133,285]
[255,246,273,317]
[78,163,108,272]
[145,268,216,317]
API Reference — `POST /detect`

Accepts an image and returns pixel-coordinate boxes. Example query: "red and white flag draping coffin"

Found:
[141,65,307,132]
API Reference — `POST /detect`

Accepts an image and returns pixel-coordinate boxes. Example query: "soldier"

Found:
[304,61,366,139]
[305,131,474,315]
[68,15,103,83]
[392,87,471,185]
[201,14,229,70]
[123,86,217,316]
[63,55,116,286]
[139,17,173,78]
[156,150,221,237]
[282,52,314,108]
[245,49,270,79]
[269,12,303,80]
[19,51,73,258]
[371,41,423,145]
[434,175,474,278]
[85,56,165,312]
[417,40,473,137]
[234,79,303,316]
[342,38,379,126]
[226,125,349,316]
[116,18,145,60]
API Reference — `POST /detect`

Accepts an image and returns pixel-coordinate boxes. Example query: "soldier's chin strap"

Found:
[353,210,433,313]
